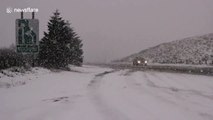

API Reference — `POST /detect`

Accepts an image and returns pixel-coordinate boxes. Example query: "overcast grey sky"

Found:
[1,0,213,63]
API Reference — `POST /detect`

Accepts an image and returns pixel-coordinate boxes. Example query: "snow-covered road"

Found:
[0,66,213,120]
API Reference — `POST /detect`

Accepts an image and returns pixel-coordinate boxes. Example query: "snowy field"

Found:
[0,65,213,120]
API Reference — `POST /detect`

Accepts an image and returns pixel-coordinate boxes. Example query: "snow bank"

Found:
[0,67,50,88]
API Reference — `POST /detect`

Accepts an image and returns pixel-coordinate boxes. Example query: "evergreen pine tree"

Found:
[65,21,83,66]
[39,10,70,68]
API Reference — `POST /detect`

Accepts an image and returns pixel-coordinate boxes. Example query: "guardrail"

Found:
[104,63,213,76]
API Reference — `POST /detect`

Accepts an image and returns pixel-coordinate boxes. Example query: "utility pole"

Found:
[32,12,36,67]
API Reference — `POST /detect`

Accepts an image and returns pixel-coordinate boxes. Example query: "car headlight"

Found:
[145,60,147,63]
[137,60,141,64]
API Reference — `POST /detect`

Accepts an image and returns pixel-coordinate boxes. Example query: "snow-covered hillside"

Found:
[119,33,213,65]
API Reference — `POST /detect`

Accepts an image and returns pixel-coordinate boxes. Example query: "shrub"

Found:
[0,48,24,70]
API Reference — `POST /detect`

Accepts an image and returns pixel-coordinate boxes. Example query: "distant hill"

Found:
[118,33,213,65]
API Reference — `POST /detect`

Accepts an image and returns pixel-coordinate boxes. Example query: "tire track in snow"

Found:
[88,70,130,120]
[123,71,210,120]
[133,71,213,120]
[148,72,213,120]
[149,72,213,100]
[123,70,178,106]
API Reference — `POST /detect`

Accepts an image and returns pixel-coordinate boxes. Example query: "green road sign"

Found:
[16,19,39,53]
[17,45,38,53]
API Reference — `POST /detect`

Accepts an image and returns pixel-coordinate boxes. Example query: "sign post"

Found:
[16,12,39,66]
